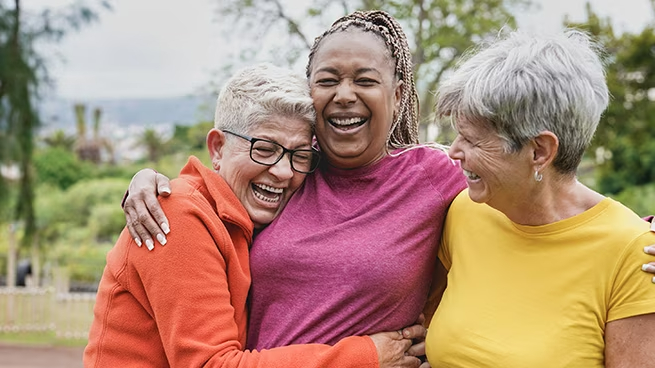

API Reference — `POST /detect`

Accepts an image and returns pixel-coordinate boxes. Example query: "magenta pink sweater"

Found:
[247,147,467,349]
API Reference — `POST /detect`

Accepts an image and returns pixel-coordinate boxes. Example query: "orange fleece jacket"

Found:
[84,156,378,367]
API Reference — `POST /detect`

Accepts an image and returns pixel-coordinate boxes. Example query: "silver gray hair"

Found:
[214,63,315,135]
[435,29,610,174]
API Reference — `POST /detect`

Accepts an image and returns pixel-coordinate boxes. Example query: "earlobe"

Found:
[207,128,226,170]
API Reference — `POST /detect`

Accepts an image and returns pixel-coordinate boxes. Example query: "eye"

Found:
[356,78,378,86]
[251,141,280,158]
[315,78,338,87]
[292,151,312,163]
[455,134,473,145]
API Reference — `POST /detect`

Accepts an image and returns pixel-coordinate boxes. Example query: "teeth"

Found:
[253,183,283,203]
[253,190,280,203]
[463,169,480,180]
[255,183,283,194]
[330,117,365,126]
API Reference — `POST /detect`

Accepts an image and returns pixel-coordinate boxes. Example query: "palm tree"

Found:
[43,129,76,151]
[138,128,167,163]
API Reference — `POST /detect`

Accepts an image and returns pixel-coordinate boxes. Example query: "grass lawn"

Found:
[0,331,87,347]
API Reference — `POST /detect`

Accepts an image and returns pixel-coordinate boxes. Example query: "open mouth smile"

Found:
[328,117,367,131]
[252,183,283,203]
[463,169,480,181]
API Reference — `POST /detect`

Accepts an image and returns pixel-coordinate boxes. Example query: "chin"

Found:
[467,190,488,204]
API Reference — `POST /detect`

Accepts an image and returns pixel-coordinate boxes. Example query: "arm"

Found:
[643,216,655,280]
[422,260,448,326]
[122,168,172,249]
[604,231,655,367]
[137,193,419,368]
[605,313,655,367]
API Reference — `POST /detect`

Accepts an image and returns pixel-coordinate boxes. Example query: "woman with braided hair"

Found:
[123,9,463,353]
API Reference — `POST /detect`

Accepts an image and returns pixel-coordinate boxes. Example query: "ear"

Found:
[207,128,226,171]
[394,79,404,113]
[530,131,559,170]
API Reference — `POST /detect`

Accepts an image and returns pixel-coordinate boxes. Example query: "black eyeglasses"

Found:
[223,130,321,174]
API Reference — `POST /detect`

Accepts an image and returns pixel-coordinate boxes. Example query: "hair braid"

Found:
[306,10,420,148]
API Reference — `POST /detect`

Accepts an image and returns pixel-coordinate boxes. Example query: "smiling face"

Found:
[208,117,312,229]
[448,117,533,211]
[308,30,402,169]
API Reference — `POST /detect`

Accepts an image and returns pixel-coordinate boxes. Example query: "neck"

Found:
[499,176,604,226]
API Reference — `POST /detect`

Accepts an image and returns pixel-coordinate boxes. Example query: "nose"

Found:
[448,135,464,160]
[268,153,295,181]
[333,80,356,106]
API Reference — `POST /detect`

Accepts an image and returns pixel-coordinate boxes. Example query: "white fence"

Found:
[0,287,95,339]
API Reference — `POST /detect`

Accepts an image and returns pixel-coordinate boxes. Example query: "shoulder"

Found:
[392,146,467,199]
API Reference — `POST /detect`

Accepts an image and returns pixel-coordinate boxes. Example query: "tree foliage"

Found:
[215,0,532,139]
[34,147,92,190]
[0,0,110,246]
[566,3,655,193]
[137,127,169,163]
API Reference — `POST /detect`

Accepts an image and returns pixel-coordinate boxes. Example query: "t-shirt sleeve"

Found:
[425,150,467,205]
[607,231,655,322]
[437,193,464,271]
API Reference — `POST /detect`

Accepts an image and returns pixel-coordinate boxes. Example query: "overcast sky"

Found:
[27,0,654,100]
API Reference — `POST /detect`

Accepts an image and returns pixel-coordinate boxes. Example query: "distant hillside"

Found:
[39,95,215,132]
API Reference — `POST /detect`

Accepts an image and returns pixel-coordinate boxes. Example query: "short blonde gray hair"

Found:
[436,29,609,174]
[215,63,315,134]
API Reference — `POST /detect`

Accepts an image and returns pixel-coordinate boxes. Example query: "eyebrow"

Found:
[314,67,382,76]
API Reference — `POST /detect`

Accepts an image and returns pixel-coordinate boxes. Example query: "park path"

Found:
[0,344,83,368]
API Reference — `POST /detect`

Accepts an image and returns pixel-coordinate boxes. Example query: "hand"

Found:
[123,169,172,250]
[401,314,428,362]
[643,245,655,284]
[370,331,420,368]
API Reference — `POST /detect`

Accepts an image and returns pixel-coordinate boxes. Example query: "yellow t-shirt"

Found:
[426,190,655,367]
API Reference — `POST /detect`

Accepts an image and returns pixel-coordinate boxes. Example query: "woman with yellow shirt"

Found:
[427,29,655,367]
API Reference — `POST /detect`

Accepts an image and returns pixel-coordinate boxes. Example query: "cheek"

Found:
[310,89,328,114]
[289,173,306,192]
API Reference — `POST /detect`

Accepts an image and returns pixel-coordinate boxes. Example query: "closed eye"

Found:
[315,78,339,86]
[356,78,378,86]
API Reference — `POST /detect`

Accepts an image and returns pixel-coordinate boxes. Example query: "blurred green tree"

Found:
[34,147,92,190]
[43,129,76,151]
[138,128,169,163]
[567,3,655,194]
[0,0,110,247]
[215,0,533,141]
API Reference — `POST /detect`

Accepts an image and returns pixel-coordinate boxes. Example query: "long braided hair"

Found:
[306,10,420,148]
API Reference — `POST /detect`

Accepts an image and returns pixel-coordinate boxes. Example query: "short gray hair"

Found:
[435,29,610,174]
[215,63,315,135]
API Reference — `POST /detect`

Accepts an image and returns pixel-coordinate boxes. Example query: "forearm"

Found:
[201,337,377,368]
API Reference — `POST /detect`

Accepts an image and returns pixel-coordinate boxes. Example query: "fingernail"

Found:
[403,329,409,338]
[161,222,170,235]
[146,239,154,251]
[642,264,655,273]
[653,276,655,284]
[156,233,167,246]
[134,238,142,247]
[161,187,171,194]
[644,246,655,254]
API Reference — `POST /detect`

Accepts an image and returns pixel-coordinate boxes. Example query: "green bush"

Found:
[611,183,655,218]
[58,178,130,227]
[89,203,126,242]
[34,148,93,189]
